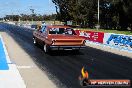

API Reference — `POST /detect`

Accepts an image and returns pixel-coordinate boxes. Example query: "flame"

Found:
[81,67,89,79]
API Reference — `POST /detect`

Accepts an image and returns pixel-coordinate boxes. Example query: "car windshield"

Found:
[49,28,76,35]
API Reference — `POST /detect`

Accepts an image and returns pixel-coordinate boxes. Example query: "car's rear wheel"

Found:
[44,44,50,53]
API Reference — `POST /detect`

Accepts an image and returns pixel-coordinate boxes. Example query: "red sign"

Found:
[74,30,104,43]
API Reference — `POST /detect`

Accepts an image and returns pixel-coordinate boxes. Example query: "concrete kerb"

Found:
[85,40,132,53]
[0,34,26,88]
[0,35,11,64]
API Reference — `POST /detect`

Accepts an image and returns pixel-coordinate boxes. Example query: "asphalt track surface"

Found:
[0,23,132,88]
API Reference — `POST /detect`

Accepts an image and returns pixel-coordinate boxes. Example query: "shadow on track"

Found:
[36,44,84,56]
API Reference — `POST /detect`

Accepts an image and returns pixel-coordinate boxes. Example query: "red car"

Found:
[33,25,86,53]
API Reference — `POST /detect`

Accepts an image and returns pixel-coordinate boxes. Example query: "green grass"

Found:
[74,28,132,35]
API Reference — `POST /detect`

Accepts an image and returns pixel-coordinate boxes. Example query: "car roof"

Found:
[47,25,71,29]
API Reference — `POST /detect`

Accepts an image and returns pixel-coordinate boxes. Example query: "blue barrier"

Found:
[107,34,132,47]
[0,38,9,70]
[100,33,132,52]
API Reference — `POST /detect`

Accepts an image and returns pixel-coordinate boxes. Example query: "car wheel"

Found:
[33,38,38,45]
[44,44,50,53]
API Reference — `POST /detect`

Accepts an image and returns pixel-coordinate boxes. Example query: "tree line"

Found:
[52,0,132,30]
[4,14,57,22]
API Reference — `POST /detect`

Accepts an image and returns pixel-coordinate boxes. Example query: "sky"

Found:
[0,0,56,17]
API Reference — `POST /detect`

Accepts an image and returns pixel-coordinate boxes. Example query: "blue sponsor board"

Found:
[0,38,9,70]
[106,34,132,51]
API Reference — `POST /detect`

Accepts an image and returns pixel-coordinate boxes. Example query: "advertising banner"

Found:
[75,30,104,43]
[75,29,132,51]
[104,33,132,51]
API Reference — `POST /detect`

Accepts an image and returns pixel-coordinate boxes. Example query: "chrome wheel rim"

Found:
[44,44,47,52]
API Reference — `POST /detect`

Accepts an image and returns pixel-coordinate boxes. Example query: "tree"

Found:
[108,0,132,30]
[52,0,132,30]
[52,0,97,27]
[52,0,72,23]
[4,15,20,21]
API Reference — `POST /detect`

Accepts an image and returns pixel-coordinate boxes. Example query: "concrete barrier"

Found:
[103,33,132,51]
[74,29,132,52]
[74,30,104,43]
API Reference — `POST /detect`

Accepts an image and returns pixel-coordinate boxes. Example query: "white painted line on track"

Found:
[17,65,36,69]
[0,64,26,88]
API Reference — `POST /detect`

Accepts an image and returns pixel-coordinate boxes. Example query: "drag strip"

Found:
[0,23,132,88]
